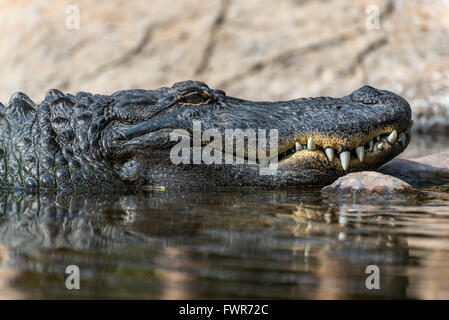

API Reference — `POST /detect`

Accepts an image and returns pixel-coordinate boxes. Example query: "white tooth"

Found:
[307,138,316,151]
[295,142,303,151]
[339,151,350,171]
[369,140,374,151]
[377,142,384,150]
[387,130,397,144]
[398,132,406,146]
[324,147,334,162]
[376,135,381,141]
[356,146,365,162]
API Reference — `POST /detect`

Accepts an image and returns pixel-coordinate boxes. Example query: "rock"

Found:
[322,152,449,199]
[402,60,449,135]
[0,0,448,122]
[378,152,449,187]
[322,171,416,201]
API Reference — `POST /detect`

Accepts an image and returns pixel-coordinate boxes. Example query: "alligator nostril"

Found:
[350,85,383,104]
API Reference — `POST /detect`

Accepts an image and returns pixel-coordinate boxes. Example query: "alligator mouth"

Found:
[115,126,411,172]
[277,127,411,171]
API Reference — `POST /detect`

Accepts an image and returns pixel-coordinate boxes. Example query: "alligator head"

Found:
[0,81,412,190]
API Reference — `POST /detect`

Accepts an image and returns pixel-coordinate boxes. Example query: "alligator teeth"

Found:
[387,130,397,144]
[324,147,334,162]
[288,129,406,162]
[339,151,350,171]
[355,146,365,162]
[307,138,316,151]
[377,142,384,150]
[398,132,406,147]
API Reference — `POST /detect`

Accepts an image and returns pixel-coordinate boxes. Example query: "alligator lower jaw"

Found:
[278,128,411,172]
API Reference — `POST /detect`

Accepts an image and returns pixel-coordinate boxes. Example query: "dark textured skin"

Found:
[0,81,412,190]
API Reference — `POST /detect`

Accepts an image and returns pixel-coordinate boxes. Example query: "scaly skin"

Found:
[0,81,412,190]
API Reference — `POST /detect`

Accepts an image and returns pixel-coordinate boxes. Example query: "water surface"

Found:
[0,135,448,299]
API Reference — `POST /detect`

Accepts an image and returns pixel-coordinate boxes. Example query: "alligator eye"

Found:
[179,91,213,105]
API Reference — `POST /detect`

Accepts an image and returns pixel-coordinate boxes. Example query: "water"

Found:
[0,136,448,299]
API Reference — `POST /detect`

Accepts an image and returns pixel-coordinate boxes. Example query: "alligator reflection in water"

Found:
[2,189,448,299]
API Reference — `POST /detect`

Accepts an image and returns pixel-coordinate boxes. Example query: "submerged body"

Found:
[0,81,412,190]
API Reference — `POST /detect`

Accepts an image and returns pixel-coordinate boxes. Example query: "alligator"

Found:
[0,81,412,190]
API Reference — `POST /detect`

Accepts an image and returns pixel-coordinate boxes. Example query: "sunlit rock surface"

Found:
[0,0,448,135]
[322,171,415,201]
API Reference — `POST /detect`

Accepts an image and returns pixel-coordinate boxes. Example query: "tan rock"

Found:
[401,59,449,135]
[0,0,448,111]
[322,171,415,201]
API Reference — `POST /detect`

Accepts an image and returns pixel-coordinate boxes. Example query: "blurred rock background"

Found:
[0,0,448,135]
